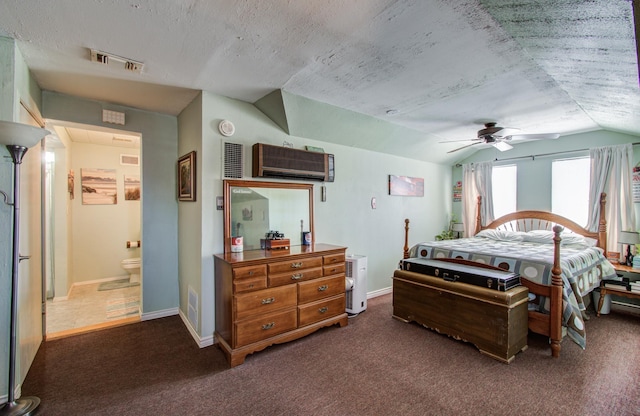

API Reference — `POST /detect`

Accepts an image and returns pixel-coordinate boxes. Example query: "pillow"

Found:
[522,229,596,247]
[521,230,555,244]
[475,229,525,242]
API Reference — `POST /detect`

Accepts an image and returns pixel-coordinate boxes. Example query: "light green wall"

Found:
[453,130,640,223]
[177,94,203,335]
[42,92,179,314]
[193,91,451,342]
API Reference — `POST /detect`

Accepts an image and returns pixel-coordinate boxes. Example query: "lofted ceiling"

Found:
[0,0,638,164]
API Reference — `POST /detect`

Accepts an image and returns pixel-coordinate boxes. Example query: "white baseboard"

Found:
[367,286,392,299]
[178,310,214,348]
[141,307,178,321]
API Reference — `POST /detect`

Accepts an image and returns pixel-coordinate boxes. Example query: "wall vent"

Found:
[223,141,243,179]
[120,154,139,166]
[252,143,334,182]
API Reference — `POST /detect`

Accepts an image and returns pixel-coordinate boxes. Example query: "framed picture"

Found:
[389,174,424,196]
[177,151,196,201]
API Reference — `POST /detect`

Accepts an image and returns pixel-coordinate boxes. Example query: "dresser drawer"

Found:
[233,264,267,279]
[234,308,298,347]
[268,257,323,274]
[233,276,267,293]
[323,253,345,266]
[298,295,345,327]
[298,275,345,304]
[234,285,297,321]
[323,263,345,276]
[269,267,323,287]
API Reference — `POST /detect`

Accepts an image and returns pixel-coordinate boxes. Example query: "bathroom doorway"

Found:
[43,121,142,338]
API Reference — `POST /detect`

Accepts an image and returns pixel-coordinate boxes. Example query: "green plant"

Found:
[435,213,458,241]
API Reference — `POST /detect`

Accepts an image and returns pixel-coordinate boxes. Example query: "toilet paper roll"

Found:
[126,240,140,248]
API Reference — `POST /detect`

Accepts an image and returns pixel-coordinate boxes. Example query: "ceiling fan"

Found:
[445,122,560,153]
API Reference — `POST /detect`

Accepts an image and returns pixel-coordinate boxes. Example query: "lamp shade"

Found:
[618,231,640,245]
[451,223,465,232]
[0,120,49,148]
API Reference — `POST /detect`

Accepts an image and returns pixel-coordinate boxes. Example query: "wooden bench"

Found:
[393,269,529,363]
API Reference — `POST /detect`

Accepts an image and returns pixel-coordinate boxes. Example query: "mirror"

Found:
[223,180,314,253]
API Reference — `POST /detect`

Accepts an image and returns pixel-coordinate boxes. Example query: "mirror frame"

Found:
[223,179,315,253]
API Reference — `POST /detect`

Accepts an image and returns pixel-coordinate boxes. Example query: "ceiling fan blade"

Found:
[447,141,482,153]
[491,127,519,138]
[492,141,513,152]
[506,133,560,141]
[439,138,481,143]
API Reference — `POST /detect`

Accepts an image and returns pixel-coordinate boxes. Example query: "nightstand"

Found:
[596,263,640,316]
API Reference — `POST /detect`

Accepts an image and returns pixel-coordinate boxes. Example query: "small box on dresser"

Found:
[214,244,348,367]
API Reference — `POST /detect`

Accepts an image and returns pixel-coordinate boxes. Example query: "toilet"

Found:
[121,257,141,283]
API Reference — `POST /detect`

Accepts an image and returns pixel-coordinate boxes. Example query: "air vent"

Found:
[90,49,144,74]
[113,136,133,143]
[252,143,334,182]
[120,154,139,166]
[223,142,243,179]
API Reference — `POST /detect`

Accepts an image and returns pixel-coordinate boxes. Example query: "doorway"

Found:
[43,122,142,338]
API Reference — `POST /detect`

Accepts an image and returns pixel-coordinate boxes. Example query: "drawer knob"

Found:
[318,285,328,292]
[248,271,254,276]
[261,297,275,304]
[262,322,275,330]
[291,273,303,280]
[291,262,303,269]
[318,307,328,314]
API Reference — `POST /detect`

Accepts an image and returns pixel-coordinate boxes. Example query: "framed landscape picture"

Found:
[177,151,196,201]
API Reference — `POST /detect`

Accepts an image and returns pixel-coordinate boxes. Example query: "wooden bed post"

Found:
[474,195,482,235]
[403,219,410,259]
[550,225,563,358]
[598,192,607,256]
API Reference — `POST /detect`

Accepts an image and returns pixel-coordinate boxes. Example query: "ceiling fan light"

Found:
[493,141,513,152]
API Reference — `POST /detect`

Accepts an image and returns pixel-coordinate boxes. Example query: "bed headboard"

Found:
[474,192,608,254]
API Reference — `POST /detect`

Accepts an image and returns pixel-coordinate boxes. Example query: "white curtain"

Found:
[587,143,635,253]
[462,162,494,237]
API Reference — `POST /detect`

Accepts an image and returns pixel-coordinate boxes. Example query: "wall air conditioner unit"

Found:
[345,255,367,315]
[252,143,334,182]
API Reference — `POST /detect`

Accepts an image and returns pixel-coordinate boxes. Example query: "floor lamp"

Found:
[0,120,49,416]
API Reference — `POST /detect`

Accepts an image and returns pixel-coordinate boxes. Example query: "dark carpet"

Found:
[22,294,640,415]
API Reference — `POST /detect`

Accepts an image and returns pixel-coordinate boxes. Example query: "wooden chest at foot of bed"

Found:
[392,269,529,364]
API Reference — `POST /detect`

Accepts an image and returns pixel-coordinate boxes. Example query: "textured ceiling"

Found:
[0,0,638,163]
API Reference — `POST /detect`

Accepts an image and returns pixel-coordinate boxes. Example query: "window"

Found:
[552,157,590,226]
[492,165,517,219]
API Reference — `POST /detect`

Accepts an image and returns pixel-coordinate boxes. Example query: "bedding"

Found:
[408,231,617,349]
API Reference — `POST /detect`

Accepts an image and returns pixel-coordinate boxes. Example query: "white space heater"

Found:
[345,255,367,315]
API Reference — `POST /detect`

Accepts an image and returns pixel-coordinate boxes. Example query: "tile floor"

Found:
[46,280,141,335]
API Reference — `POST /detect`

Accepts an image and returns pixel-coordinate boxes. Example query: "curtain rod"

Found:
[454,142,640,167]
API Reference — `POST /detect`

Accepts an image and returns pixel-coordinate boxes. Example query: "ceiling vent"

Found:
[90,49,144,73]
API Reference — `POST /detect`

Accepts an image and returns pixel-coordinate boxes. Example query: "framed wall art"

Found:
[81,168,117,205]
[389,174,424,197]
[177,151,196,201]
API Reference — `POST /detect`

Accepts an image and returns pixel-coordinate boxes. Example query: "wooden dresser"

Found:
[214,243,348,367]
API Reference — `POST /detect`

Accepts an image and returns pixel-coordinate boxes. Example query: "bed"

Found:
[399,192,617,357]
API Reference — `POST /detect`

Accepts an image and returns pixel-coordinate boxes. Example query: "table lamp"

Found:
[618,231,640,267]
[452,223,464,239]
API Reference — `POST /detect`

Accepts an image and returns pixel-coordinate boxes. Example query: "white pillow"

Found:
[475,229,525,242]
[522,229,596,247]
